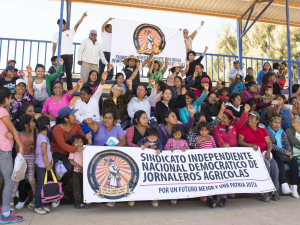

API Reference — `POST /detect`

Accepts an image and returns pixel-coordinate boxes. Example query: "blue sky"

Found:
[1,0,235,70]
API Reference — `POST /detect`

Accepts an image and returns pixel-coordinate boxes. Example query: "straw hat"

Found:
[123,55,140,66]
[147,60,163,70]
[168,62,184,71]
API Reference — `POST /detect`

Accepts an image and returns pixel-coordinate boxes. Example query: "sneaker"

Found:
[0,212,23,223]
[42,206,50,213]
[106,202,115,207]
[290,185,299,198]
[219,199,226,207]
[27,200,35,210]
[170,200,177,205]
[15,197,28,210]
[75,204,89,209]
[128,201,135,207]
[281,183,292,194]
[151,200,158,207]
[51,200,60,208]
[35,208,47,215]
[207,199,216,208]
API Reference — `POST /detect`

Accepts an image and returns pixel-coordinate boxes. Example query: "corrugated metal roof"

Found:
[65,0,300,27]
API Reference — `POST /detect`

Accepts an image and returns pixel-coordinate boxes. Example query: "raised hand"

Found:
[204,46,208,51]
[26,65,32,73]
[187,105,195,114]
[244,104,250,113]
[18,71,25,77]
[78,79,84,86]
[182,88,187,95]
[218,78,222,84]
[83,11,88,17]
[221,102,227,111]
[201,21,205,26]
[151,50,155,56]
[59,58,64,65]
[102,71,108,81]
[126,79,132,88]
[86,132,92,141]
[86,118,94,124]
[165,57,169,62]
[108,63,113,71]
[150,79,156,88]
[136,61,141,69]
[271,100,279,105]
[108,18,114,21]
[203,83,209,92]
[185,60,189,65]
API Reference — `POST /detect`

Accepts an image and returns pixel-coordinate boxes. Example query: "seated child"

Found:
[261,86,275,104]
[245,67,253,83]
[164,125,189,152]
[194,122,217,149]
[48,56,65,89]
[271,73,281,95]
[229,74,244,95]
[278,62,287,89]
[68,134,92,209]
[218,87,230,102]
[137,127,162,154]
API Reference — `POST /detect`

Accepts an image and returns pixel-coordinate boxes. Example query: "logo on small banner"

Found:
[87,150,139,200]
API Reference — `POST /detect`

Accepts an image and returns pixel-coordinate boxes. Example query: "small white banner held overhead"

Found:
[83,147,275,203]
[110,19,186,67]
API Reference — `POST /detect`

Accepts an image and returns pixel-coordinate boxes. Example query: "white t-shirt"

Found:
[101,30,112,52]
[52,28,76,55]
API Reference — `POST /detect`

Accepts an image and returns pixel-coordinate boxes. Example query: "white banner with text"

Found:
[83,147,275,203]
[110,19,186,68]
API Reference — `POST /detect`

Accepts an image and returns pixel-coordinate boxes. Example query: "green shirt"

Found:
[32,65,63,97]
[148,70,163,88]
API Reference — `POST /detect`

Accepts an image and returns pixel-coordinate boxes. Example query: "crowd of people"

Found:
[0,13,299,224]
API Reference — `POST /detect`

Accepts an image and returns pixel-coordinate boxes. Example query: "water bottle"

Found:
[93,115,96,122]
[151,117,155,122]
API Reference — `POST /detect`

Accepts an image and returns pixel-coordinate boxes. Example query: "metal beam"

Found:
[241,0,274,37]
[286,0,292,98]
[66,0,72,30]
[242,4,255,33]
[57,0,64,69]
[237,19,243,70]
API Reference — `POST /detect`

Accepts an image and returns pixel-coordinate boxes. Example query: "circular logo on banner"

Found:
[133,24,166,55]
[87,150,139,200]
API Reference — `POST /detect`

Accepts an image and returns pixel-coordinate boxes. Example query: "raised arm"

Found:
[161,57,169,75]
[148,60,154,77]
[142,51,155,68]
[74,12,88,32]
[181,60,190,77]
[70,79,84,97]
[26,65,33,96]
[128,61,141,81]
[148,80,157,105]
[48,58,64,82]
[201,46,208,57]
[86,118,100,133]
[102,18,114,32]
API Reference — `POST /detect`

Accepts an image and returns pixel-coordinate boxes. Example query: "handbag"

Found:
[41,169,63,203]
[273,151,292,163]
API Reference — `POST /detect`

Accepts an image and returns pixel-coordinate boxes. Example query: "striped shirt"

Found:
[194,135,217,149]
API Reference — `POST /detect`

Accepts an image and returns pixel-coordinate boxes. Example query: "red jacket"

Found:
[211,111,248,147]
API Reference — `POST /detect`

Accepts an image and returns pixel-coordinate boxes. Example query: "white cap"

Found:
[16,79,26,86]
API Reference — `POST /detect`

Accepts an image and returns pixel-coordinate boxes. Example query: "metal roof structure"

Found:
[68,0,300,27]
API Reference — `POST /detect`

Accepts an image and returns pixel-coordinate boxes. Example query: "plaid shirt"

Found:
[164,138,189,150]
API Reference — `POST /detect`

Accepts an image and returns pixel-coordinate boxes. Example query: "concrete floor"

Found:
[16,196,299,225]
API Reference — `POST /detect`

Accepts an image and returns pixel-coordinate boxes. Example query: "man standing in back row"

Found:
[183,21,204,52]
[99,18,114,80]
[52,12,87,90]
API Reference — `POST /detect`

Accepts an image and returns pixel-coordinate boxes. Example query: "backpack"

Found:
[41,169,63,203]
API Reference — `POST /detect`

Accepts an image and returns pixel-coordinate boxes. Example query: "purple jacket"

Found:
[158,117,195,147]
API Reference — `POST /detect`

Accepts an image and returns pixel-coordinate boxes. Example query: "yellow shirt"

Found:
[113,99,117,104]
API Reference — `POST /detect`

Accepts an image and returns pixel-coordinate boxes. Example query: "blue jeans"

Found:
[33,100,46,109]
[99,52,113,80]
[35,165,49,208]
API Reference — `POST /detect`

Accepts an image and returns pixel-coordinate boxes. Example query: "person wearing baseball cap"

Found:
[228,59,244,83]
[0,66,20,94]
[9,78,33,117]
[51,106,88,193]
[52,11,87,91]
[238,110,280,202]
[78,29,109,82]
[0,60,19,78]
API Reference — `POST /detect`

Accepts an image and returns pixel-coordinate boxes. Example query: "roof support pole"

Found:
[57,0,64,70]
[66,0,71,30]
[286,0,292,98]
[237,18,243,70]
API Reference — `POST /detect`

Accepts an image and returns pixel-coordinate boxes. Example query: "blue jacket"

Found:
[256,70,273,85]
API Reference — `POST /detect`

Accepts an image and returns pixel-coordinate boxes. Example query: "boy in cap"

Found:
[228,60,244,83]
[77,29,109,81]
[0,60,26,79]
[0,65,20,93]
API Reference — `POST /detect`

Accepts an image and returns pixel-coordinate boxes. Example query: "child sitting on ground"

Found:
[218,87,230,102]
[194,122,217,149]
[229,74,244,95]
[137,127,162,154]
[164,125,189,152]
[68,134,92,209]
